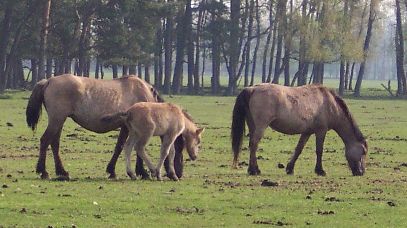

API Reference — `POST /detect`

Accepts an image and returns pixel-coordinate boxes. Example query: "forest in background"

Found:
[0,0,406,96]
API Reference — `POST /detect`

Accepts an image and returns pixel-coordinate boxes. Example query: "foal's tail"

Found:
[231,88,252,167]
[26,79,49,131]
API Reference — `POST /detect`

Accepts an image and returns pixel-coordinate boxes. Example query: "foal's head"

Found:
[345,140,368,176]
[182,110,204,161]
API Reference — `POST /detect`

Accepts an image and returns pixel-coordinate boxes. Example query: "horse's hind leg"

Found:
[106,127,128,179]
[286,133,311,175]
[51,128,70,180]
[315,132,327,176]
[36,119,65,179]
[248,127,266,175]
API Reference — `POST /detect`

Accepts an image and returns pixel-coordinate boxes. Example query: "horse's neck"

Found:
[333,116,359,146]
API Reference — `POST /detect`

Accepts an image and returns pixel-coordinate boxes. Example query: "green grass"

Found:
[0,87,406,227]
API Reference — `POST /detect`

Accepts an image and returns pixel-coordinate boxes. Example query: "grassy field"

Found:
[0,85,406,227]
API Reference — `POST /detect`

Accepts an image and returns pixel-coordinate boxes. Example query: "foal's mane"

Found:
[328,89,366,144]
[182,109,195,123]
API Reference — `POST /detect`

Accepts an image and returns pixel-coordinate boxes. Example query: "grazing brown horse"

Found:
[102,102,204,181]
[26,74,183,180]
[231,83,367,176]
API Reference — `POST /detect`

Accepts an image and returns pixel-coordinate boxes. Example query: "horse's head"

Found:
[345,140,368,176]
[184,128,204,161]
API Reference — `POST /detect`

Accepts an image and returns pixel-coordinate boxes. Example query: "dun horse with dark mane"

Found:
[231,83,367,176]
[26,74,183,180]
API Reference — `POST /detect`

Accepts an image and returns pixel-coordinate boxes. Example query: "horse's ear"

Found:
[196,128,205,135]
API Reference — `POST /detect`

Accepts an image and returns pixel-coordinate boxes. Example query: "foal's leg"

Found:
[134,133,156,178]
[166,145,178,181]
[164,135,184,179]
[106,127,128,179]
[155,136,176,181]
[286,133,311,175]
[315,132,327,176]
[51,128,70,180]
[36,119,65,179]
[248,127,266,175]
[124,133,138,180]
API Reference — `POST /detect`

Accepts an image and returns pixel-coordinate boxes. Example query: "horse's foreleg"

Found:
[165,135,184,179]
[51,128,70,180]
[106,127,128,179]
[124,134,137,180]
[315,132,327,176]
[173,135,184,178]
[286,133,311,175]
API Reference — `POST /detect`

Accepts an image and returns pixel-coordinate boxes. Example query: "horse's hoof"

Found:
[248,166,261,175]
[286,168,294,175]
[315,169,326,176]
[40,172,49,180]
[107,173,117,180]
[55,175,70,181]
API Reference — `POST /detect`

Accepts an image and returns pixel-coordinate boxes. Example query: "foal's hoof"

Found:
[127,172,137,180]
[168,173,179,181]
[315,169,327,176]
[248,166,261,175]
[54,175,70,181]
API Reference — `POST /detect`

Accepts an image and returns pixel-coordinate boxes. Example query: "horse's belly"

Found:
[270,118,309,135]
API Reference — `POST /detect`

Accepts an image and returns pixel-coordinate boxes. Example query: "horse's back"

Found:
[43,75,155,133]
[249,84,338,134]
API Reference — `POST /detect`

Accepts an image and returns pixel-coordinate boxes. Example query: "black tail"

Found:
[26,79,49,131]
[231,88,252,167]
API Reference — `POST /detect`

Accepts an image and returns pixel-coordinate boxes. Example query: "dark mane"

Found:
[329,90,366,144]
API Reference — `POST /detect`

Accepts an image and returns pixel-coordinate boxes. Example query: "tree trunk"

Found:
[172,4,187,94]
[154,23,163,89]
[46,58,52,78]
[137,62,142,78]
[145,64,151,83]
[38,0,51,81]
[0,3,13,92]
[228,0,241,95]
[354,0,376,97]
[395,0,406,95]
[186,0,194,94]
[272,0,287,84]
[31,59,38,85]
[244,0,255,87]
[267,25,277,82]
[250,0,261,86]
[112,64,118,78]
[262,0,274,83]
[95,58,100,79]
[163,16,174,94]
